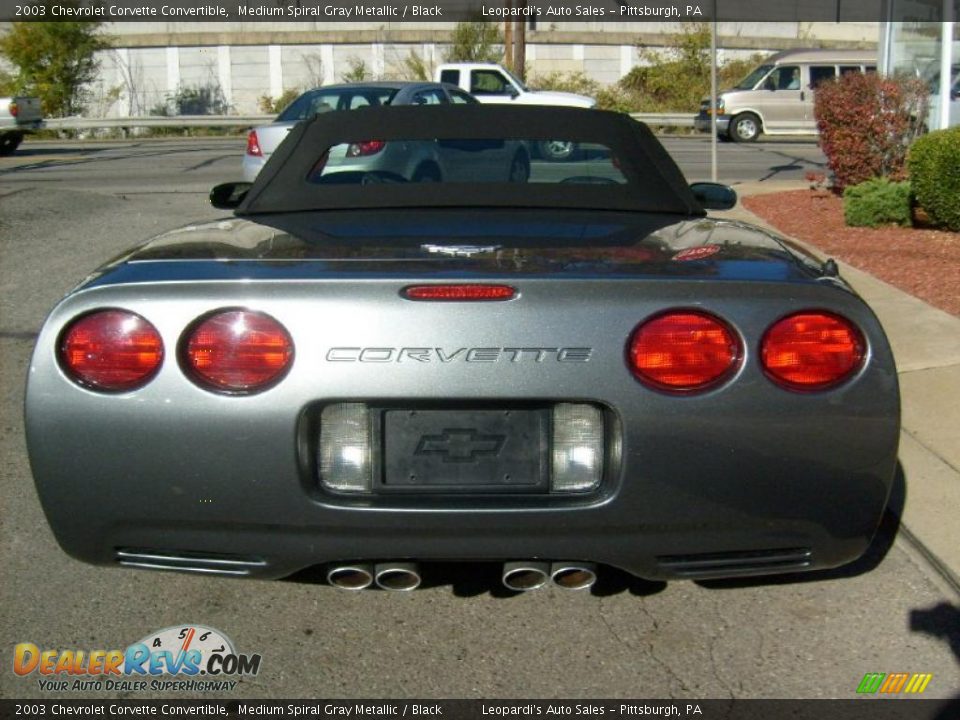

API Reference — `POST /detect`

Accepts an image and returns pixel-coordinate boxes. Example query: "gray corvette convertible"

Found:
[25,106,899,592]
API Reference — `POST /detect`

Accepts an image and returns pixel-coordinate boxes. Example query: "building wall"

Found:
[78,21,879,116]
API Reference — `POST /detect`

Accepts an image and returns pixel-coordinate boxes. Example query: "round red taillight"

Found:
[183,310,293,393]
[628,311,740,393]
[59,310,164,392]
[761,311,865,391]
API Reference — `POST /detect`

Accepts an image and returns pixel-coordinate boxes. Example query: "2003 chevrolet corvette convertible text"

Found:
[25,106,900,592]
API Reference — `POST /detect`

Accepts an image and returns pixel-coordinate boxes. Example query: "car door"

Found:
[804,65,838,131]
[469,69,517,104]
[757,65,805,133]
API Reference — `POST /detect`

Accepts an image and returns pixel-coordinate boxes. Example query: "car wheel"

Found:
[538,140,576,161]
[508,150,530,183]
[730,113,761,143]
[0,133,23,156]
[412,163,441,182]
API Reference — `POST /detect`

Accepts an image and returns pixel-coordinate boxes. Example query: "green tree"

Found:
[618,23,764,114]
[0,15,109,116]
[445,21,502,63]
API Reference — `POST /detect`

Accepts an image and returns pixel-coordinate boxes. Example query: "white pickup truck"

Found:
[0,96,43,155]
[435,63,595,159]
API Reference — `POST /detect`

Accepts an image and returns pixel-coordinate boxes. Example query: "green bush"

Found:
[908,126,960,232]
[842,178,912,228]
[258,88,301,115]
[529,71,601,97]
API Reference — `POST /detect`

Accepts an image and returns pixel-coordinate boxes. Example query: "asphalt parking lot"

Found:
[1,137,958,701]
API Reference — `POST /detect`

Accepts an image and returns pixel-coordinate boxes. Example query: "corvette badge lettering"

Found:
[326,347,592,363]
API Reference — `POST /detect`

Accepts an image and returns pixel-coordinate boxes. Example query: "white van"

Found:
[695,49,877,142]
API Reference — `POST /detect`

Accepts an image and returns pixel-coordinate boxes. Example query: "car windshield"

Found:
[733,64,774,90]
[277,87,399,121]
[502,67,529,92]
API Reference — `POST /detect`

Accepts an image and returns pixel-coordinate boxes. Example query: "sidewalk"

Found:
[718,180,960,590]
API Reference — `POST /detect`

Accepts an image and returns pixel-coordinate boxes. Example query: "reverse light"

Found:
[246,130,262,157]
[628,310,740,393]
[346,140,385,157]
[761,311,865,391]
[59,310,163,392]
[319,403,372,493]
[551,403,604,492]
[403,284,516,301]
[183,310,293,393]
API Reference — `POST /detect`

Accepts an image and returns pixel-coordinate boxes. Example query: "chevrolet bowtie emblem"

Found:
[414,429,506,463]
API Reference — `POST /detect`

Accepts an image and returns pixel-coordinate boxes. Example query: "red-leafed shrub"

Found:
[814,72,928,192]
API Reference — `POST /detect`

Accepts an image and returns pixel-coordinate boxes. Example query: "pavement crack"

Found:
[630,599,695,697]
[707,594,736,699]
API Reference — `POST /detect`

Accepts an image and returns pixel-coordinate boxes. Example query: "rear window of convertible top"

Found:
[305,139,627,186]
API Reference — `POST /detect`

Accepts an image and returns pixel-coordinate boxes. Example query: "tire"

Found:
[0,132,23,156]
[508,150,530,183]
[412,163,441,182]
[729,113,761,143]
[537,140,576,161]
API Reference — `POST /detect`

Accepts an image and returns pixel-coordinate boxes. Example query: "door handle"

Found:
[801,90,806,102]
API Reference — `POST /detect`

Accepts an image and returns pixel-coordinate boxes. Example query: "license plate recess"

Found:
[376,407,550,493]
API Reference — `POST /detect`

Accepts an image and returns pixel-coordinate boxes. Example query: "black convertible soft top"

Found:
[237,106,705,217]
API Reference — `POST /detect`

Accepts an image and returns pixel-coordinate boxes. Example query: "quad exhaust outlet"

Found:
[501,561,551,591]
[374,562,422,591]
[550,562,597,590]
[328,560,598,591]
[326,563,374,591]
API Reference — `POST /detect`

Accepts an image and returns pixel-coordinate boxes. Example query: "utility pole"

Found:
[710,4,718,182]
[515,14,526,80]
[504,11,513,71]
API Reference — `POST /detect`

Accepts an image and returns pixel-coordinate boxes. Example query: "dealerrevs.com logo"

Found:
[13,624,261,692]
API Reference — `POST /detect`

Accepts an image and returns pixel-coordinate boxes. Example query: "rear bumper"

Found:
[26,278,900,583]
[99,515,879,582]
[2,119,44,135]
[241,153,266,182]
[29,385,898,582]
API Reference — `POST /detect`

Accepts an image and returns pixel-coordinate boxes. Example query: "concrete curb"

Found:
[717,181,960,593]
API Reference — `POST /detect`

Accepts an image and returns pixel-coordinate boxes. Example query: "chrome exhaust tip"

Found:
[374,562,421,591]
[502,561,550,591]
[326,563,374,591]
[550,562,597,590]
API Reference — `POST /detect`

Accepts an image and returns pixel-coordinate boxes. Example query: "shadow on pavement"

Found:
[911,602,960,717]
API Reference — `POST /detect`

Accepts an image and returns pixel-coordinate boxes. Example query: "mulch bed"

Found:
[742,189,960,318]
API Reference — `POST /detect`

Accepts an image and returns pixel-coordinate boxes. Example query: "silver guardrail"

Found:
[630,113,695,127]
[42,112,695,131]
[43,115,275,130]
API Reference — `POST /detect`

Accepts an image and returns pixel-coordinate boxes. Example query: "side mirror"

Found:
[690,182,737,210]
[210,182,252,210]
[506,85,520,99]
